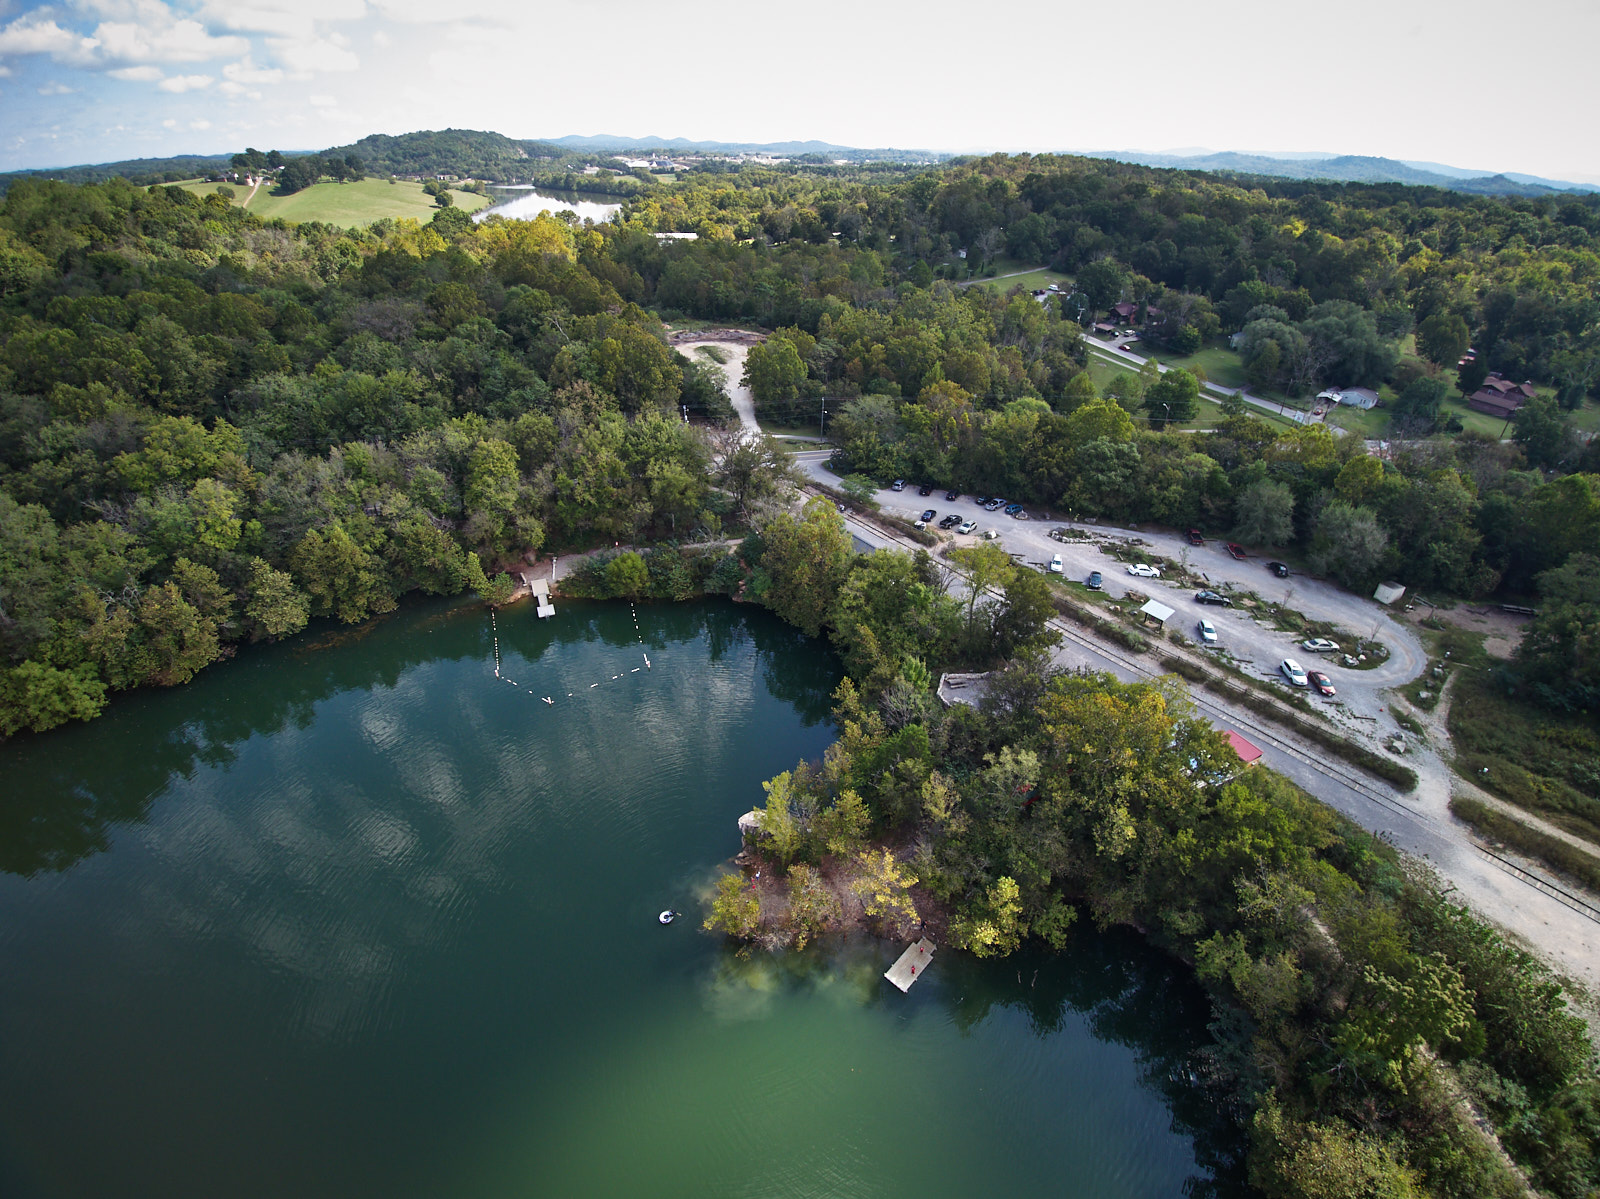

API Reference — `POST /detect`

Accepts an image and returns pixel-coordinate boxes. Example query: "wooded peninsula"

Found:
[1,139,1597,1199]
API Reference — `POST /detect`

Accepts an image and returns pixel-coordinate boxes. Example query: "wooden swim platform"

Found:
[884,938,935,992]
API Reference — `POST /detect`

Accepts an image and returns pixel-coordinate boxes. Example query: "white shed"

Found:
[1373,581,1406,605]
[1138,599,1175,625]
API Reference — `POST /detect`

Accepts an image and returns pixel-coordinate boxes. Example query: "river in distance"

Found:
[475,187,623,225]
[0,596,1240,1198]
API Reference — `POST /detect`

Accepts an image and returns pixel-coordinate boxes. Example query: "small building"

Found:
[1337,387,1380,410]
[1110,301,1140,323]
[1374,581,1406,606]
[1468,373,1536,419]
[1224,731,1263,766]
[1138,598,1175,626]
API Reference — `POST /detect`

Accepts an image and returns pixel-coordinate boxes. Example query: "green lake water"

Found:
[0,597,1238,1197]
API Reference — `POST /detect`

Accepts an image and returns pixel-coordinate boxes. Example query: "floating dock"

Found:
[531,577,556,619]
[884,938,935,992]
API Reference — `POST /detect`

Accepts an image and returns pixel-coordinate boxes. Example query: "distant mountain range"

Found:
[4,132,1593,199]
[1086,149,1599,196]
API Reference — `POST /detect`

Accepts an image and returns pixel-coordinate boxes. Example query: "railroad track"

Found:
[1471,842,1600,926]
[826,501,1600,927]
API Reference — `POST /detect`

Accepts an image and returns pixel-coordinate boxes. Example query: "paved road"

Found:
[1083,338,1316,427]
[802,459,1600,994]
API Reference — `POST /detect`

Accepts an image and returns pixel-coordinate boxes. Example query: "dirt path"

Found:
[671,334,760,435]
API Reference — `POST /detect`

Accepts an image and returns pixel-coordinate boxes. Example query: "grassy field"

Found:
[1437,627,1600,848]
[1325,402,1390,437]
[971,268,1074,294]
[1134,341,1251,390]
[177,177,491,228]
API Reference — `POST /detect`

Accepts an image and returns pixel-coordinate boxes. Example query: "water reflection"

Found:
[0,597,830,877]
[699,930,1247,1197]
[474,188,623,225]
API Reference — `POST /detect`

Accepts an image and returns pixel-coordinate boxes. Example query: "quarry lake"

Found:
[0,597,1233,1198]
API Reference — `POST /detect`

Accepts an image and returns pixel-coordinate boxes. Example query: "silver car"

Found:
[1197,619,1219,645]
[1279,658,1309,687]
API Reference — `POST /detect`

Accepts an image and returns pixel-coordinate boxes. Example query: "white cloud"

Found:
[0,16,102,67]
[269,35,358,75]
[372,30,389,47]
[94,18,246,64]
[309,93,335,107]
[162,117,176,127]
[37,80,78,94]
[0,3,245,70]
[201,0,368,39]
[190,118,211,129]
[369,0,507,22]
[108,64,163,81]
[157,73,212,92]
[223,56,283,85]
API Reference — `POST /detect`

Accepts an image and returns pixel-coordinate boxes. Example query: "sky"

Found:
[2,0,1599,182]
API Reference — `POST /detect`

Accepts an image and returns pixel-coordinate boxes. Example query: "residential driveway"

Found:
[794,451,1427,738]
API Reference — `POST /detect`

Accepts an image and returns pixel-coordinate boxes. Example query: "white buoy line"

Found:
[488,609,655,710]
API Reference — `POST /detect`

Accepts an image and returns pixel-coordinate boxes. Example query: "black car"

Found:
[1195,590,1233,607]
[938,514,961,529]
[1087,571,1103,590]
[945,489,960,502]
[1266,561,1290,578]
[975,495,991,506]
[919,509,937,523]
[918,483,935,497]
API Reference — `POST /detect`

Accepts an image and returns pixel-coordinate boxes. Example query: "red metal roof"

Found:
[1225,730,1263,764]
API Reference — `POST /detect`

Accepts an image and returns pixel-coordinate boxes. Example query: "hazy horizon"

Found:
[3,0,1597,182]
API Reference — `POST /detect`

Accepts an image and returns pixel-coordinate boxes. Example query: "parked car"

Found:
[1301,638,1341,653]
[918,483,934,496]
[1225,542,1248,560]
[1267,561,1290,578]
[1195,590,1232,606]
[1307,671,1336,696]
[938,515,961,529]
[957,520,977,535]
[984,498,1006,512]
[1049,554,1064,574]
[975,495,992,506]
[891,479,906,491]
[1186,528,1204,546]
[1087,571,1103,590]
[919,509,937,524]
[1279,658,1309,687]
[1003,503,1023,515]
[945,489,960,502]
[1197,619,1219,645]
[1126,563,1161,578]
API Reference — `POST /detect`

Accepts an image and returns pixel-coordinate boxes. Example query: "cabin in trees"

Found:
[1467,373,1537,419]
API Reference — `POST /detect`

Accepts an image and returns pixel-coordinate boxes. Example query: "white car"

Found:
[1049,554,1063,574]
[957,520,977,535]
[1279,658,1309,687]
[1302,638,1341,653]
[1197,619,1218,645]
[1126,563,1161,578]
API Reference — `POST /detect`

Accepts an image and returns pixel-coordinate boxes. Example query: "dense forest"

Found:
[1,149,1598,1199]
[2,151,1598,735]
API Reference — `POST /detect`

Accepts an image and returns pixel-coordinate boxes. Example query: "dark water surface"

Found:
[0,598,1235,1198]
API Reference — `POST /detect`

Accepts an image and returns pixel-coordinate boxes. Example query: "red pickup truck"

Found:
[1225,542,1248,560]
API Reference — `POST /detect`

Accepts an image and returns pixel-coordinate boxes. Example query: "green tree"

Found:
[290,524,396,625]
[242,558,310,641]
[1514,552,1600,709]
[0,661,107,737]
[743,337,808,421]
[604,551,649,599]
[1308,502,1390,588]
[951,876,1026,958]
[757,498,851,637]
[1416,311,1470,370]
[851,848,918,934]
[1232,479,1294,547]
[703,872,762,938]
[1145,368,1200,427]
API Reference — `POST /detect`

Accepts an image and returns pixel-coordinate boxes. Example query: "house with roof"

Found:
[1467,373,1537,419]
[1109,301,1140,324]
